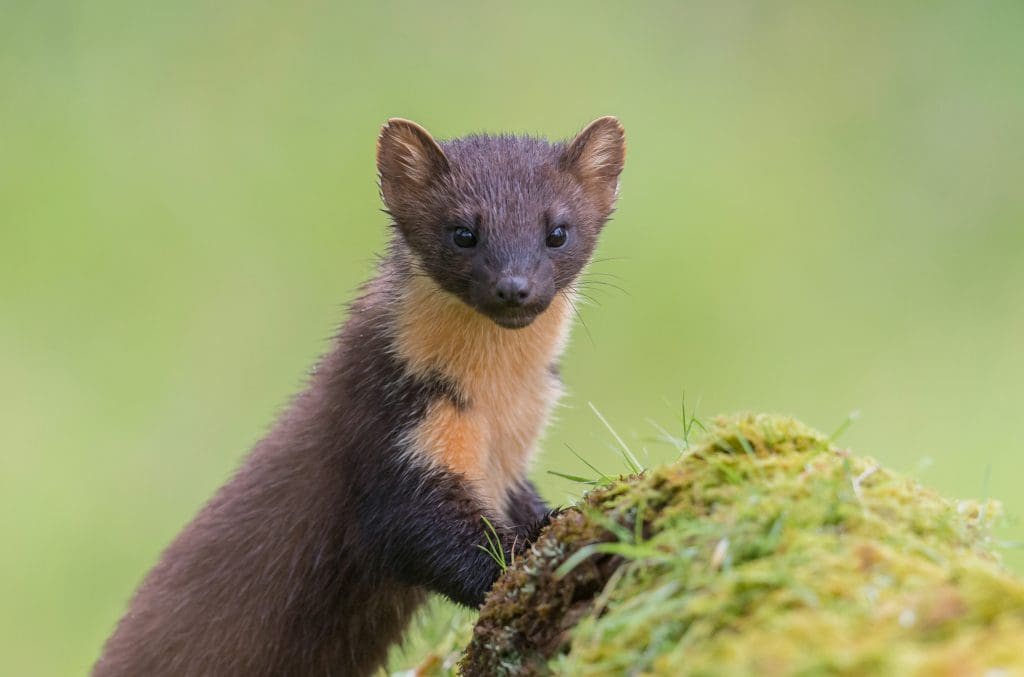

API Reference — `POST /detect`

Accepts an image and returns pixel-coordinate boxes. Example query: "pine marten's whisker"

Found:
[579,282,622,295]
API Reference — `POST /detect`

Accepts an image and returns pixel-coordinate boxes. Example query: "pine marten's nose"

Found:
[494,275,531,307]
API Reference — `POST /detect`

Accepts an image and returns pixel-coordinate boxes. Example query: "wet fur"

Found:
[94,118,624,676]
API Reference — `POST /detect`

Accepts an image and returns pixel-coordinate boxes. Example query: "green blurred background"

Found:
[3,2,1023,674]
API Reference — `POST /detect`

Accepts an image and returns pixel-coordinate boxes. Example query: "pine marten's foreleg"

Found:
[358,461,553,607]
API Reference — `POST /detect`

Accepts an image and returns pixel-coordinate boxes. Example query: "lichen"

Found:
[456,414,1024,676]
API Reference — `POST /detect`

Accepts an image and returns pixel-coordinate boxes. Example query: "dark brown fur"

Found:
[94,117,625,676]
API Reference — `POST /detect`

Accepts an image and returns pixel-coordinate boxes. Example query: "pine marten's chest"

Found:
[394,278,572,514]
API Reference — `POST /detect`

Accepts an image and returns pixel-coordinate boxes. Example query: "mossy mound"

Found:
[459,414,1024,676]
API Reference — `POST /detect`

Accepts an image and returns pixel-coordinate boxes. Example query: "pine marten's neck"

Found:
[383,251,573,513]
[389,254,572,385]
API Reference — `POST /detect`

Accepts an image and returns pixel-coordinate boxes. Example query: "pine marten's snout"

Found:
[494,274,531,307]
[479,261,556,329]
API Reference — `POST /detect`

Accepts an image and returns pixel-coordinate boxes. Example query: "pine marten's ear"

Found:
[561,116,626,213]
[377,118,449,216]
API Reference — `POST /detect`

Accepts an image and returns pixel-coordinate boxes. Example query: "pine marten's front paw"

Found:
[519,505,570,547]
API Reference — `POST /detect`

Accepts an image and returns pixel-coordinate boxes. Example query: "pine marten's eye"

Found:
[453,227,478,248]
[546,225,568,248]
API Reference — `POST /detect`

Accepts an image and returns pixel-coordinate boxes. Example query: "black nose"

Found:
[494,276,531,307]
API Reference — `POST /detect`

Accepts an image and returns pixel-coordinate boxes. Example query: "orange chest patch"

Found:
[394,277,572,514]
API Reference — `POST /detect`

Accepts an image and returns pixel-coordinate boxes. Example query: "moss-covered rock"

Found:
[457,414,1024,676]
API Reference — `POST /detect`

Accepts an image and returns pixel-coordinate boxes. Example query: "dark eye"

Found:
[546,225,568,248]
[452,226,478,248]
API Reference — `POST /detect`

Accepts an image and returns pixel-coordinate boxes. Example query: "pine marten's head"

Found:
[377,117,625,329]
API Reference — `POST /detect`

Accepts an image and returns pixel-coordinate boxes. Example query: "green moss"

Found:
[458,414,1024,676]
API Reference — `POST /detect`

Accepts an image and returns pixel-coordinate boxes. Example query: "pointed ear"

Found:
[561,116,626,212]
[377,118,449,215]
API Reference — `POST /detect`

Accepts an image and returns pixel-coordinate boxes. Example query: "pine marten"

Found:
[93,116,626,676]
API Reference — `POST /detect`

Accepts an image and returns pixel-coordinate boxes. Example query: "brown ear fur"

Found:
[377,118,449,217]
[561,116,626,213]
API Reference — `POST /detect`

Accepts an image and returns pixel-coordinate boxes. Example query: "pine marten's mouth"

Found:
[491,313,538,329]
[485,303,548,330]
